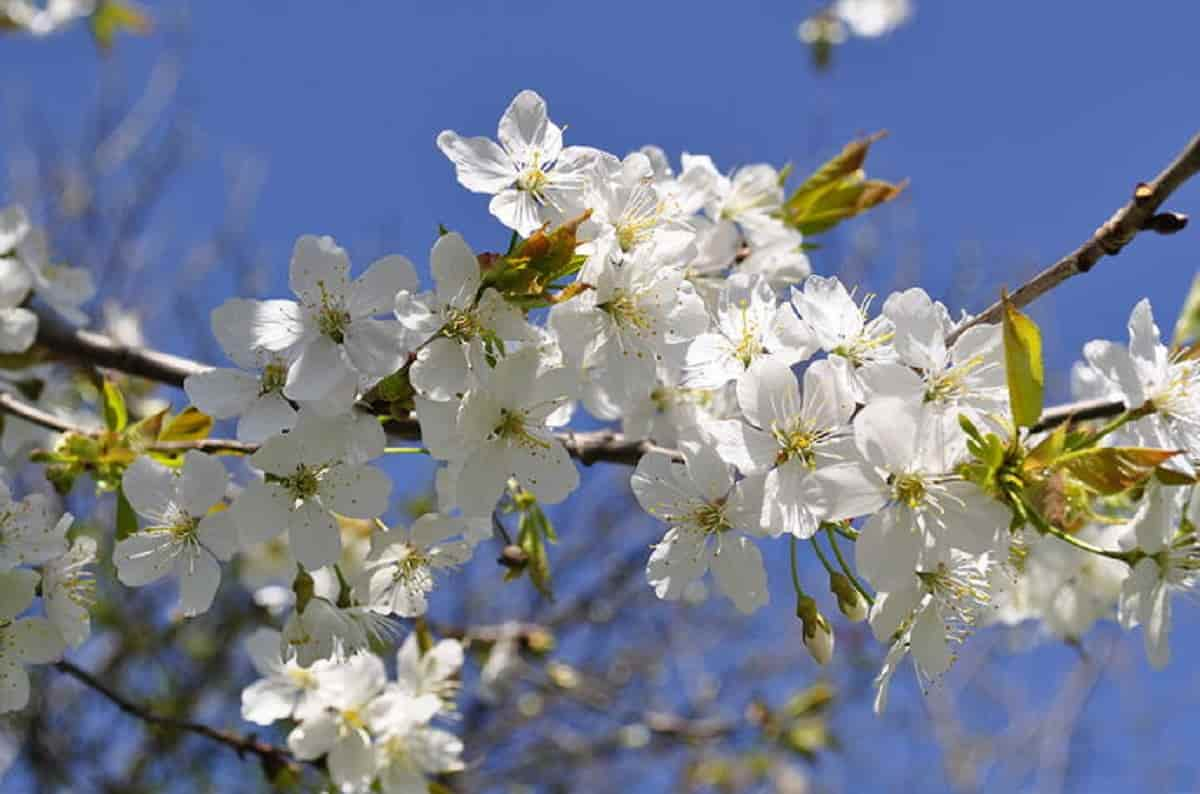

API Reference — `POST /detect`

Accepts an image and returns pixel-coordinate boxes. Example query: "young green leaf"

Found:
[1059,446,1180,494]
[101,380,128,433]
[1001,293,1045,428]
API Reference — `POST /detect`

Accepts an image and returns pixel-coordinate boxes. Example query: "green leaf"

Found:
[90,0,151,51]
[1025,423,1067,469]
[781,132,906,236]
[1001,293,1045,428]
[101,380,128,433]
[159,407,213,442]
[115,487,139,540]
[1059,447,1180,494]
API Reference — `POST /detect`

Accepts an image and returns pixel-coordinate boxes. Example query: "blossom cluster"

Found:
[242,630,464,792]
[0,476,94,711]
[3,88,1200,790]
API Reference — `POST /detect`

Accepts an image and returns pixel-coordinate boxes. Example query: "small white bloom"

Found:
[549,241,708,399]
[42,535,97,648]
[0,480,71,570]
[355,514,482,617]
[632,440,769,613]
[393,632,463,707]
[113,452,236,617]
[702,358,857,538]
[0,568,65,713]
[288,651,389,792]
[395,232,533,401]
[869,550,994,712]
[835,0,912,37]
[586,151,693,258]
[862,287,1006,430]
[439,348,579,517]
[809,398,1010,592]
[437,90,598,237]
[1083,299,1200,468]
[1117,483,1200,669]
[683,273,815,390]
[240,627,325,725]
[214,235,417,405]
[791,274,896,399]
[230,413,391,570]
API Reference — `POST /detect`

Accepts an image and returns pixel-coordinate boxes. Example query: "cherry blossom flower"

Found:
[113,452,237,616]
[394,231,533,401]
[230,414,391,570]
[437,90,597,236]
[41,536,96,648]
[0,480,71,570]
[632,439,769,613]
[355,514,484,618]
[0,568,65,712]
[435,348,579,517]
[214,235,417,405]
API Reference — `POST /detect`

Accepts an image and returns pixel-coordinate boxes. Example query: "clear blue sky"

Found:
[5,2,1200,791]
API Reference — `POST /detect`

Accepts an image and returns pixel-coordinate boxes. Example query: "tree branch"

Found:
[0,392,258,454]
[34,308,211,389]
[949,131,1200,344]
[54,660,304,777]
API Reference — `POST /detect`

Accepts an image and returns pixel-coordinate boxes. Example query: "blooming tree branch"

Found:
[54,660,305,778]
[949,132,1200,344]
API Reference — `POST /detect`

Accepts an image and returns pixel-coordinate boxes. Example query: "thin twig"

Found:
[54,660,305,776]
[0,392,256,454]
[950,132,1200,344]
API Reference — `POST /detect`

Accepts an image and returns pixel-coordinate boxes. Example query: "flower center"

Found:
[615,184,666,252]
[925,355,986,403]
[492,408,549,449]
[341,708,366,731]
[598,290,651,332]
[690,500,730,534]
[892,474,927,508]
[443,306,482,343]
[516,151,549,201]
[259,359,288,397]
[313,282,350,344]
[772,420,830,469]
[283,464,323,502]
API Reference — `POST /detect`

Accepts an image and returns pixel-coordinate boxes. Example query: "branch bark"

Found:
[0,392,258,454]
[54,660,305,777]
[949,131,1200,345]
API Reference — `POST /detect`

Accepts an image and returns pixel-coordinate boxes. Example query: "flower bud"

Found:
[829,572,868,623]
[796,594,835,666]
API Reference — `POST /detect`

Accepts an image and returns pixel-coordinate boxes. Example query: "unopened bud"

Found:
[829,572,868,623]
[499,544,529,569]
[796,594,835,666]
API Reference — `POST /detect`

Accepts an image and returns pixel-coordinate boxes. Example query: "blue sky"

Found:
[5,2,1200,791]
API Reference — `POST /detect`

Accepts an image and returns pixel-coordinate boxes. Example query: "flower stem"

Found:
[808,536,838,579]
[826,525,874,606]
[1019,492,1138,565]
[789,536,807,598]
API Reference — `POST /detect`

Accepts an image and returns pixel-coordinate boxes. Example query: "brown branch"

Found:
[0,392,257,454]
[54,660,305,778]
[34,308,211,389]
[950,131,1200,344]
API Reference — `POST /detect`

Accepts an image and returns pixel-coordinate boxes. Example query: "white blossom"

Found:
[0,568,64,712]
[230,414,391,570]
[632,440,769,613]
[437,89,597,237]
[113,452,236,617]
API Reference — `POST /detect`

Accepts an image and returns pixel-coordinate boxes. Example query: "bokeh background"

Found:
[4,2,1200,792]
